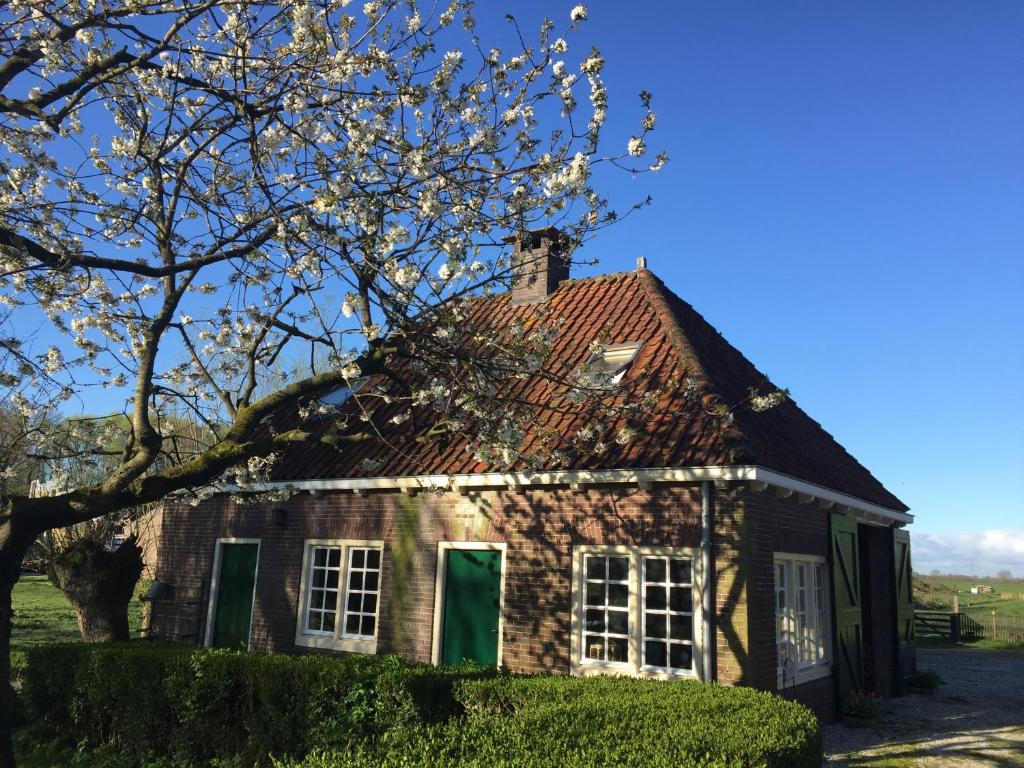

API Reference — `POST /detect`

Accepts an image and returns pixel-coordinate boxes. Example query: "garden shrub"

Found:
[290,677,822,768]
[22,643,492,764]
[23,644,821,768]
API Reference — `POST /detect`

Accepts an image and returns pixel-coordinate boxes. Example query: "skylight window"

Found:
[320,378,367,407]
[586,342,642,386]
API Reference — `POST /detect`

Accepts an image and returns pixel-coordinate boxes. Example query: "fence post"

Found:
[950,612,961,643]
[992,610,997,639]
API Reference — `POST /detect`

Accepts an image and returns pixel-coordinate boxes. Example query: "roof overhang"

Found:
[223,464,912,528]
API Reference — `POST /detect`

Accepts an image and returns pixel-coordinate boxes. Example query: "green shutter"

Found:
[893,529,916,693]
[441,549,502,666]
[831,513,863,705]
[211,543,259,649]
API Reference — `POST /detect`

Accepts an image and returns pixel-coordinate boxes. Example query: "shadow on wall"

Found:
[149,479,755,684]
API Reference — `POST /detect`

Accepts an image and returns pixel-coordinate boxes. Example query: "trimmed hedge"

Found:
[22,643,492,764]
[23,644,822,768]
[289,676,822,768]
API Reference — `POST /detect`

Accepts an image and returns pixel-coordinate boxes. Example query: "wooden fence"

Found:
[914,610,1024,644]
[963,611,1024,644]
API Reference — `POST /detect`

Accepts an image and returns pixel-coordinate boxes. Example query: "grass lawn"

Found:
[914,574,1024,617]
[11,575,145,673]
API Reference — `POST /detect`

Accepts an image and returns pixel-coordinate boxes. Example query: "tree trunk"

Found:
[48,538,144,643]
[0,572,15,768]
[0,503,33,768]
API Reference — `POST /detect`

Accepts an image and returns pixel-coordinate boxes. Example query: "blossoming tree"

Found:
[0,1,681,761]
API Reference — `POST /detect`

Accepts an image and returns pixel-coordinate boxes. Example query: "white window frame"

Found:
[570,545,703,680]
[585,342,643,386]
[774,552,832,687]
[295,538,384,654]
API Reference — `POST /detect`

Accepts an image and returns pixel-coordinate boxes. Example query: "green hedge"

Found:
[289,676,822,768]
[23,645,821,768]
[22,643,492,764]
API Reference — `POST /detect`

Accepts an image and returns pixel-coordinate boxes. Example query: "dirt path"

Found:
[824,648,1024,767]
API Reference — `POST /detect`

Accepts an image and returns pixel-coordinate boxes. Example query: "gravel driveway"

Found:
[824,648,1024,767]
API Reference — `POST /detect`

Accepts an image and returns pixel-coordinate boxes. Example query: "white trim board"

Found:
[204,537,261,649]
[430,541,508,667]
[222,465,912,526]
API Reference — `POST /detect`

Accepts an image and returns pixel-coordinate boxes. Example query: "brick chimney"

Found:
[508,227,571,305]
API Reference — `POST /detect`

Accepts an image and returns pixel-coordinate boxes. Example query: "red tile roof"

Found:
[268,268,907,512]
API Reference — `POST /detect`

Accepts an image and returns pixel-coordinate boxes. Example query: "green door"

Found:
[211,542,259,649]
[893,528,916,693]
[441,549,502,666]
[831,513,864,705]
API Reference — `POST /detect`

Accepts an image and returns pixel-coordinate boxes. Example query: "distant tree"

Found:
[929,568,941,577]
[996,570,1013,580]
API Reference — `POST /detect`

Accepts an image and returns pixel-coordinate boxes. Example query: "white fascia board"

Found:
[222,464,911,526]
[749,467,913,527]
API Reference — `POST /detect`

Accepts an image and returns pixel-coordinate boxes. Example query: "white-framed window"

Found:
[584,342,643,386]
[774,552,831,686]
[295,539,383,653]
[571,545,701,679]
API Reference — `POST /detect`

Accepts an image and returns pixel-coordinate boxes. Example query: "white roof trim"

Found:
[222,464,912,527]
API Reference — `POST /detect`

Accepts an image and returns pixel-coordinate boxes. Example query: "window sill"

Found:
[777,663,831,690]
[295,633,377,655]
[572,660,699,680]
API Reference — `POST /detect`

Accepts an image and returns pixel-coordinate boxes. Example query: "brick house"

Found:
[150,233,915,720]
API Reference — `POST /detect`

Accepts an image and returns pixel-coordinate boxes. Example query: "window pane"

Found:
[645,558,666,582]
[670,614,692,642]
[607,637,628,663]
[586,609,604,631]
[584,635,605,660]
[645,613,667,639]
[670,587,691,612]
[349,571,364,591]
[313,570,326,589]
[367,549,381,569]
[585,582,605,606]
[347,593,361,612]
[586,556,606,580]
[645,585,667,610]
[608,556,629,581]
[323,612,335,633]
[670,643,692,670]
[362,594,377,614]
[326,570,339,589]
[361,616,375,636]
[328,549,341,568]
[314,548,327,567]
[645,640,667,667]
[345,614,360,634]
[352,549,365,569]
[669,559,691,585]
[608,609,628,635]
[608,583,629,607]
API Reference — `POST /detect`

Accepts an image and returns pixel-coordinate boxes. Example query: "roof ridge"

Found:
[633,269,757,463]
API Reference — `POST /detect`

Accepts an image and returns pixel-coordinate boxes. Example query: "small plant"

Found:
[842,690,881,720]
[909,669,942,691]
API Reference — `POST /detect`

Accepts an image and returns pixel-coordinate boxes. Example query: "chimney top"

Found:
[508,227,571,305]
[636,256,647,271]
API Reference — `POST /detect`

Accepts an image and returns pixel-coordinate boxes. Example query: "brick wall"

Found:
[150,481,841,718]
[151,484,705,673]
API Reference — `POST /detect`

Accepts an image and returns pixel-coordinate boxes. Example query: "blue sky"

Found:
[31,2,1022,573]
[514,1,1022,570]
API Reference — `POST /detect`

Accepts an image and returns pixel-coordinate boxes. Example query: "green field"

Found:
[914,574,1024,617]
[11,575,144,672]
